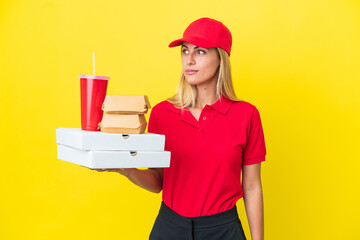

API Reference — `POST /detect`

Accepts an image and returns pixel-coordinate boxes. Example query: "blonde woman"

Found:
[98,17,266,240]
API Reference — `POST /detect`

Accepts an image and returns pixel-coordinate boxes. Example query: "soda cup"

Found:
[79,75,110,131]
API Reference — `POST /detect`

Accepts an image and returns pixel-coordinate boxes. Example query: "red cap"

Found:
[169,17,232,56]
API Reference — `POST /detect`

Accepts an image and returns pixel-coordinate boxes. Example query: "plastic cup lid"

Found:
[78,75,110,80]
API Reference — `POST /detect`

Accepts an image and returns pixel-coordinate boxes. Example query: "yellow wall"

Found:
[1,0,359,239]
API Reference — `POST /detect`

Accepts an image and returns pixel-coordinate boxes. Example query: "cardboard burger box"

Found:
[56,128,171,169]
[99,95,151,134]
[100,114,147,134]
[101,95,151,114]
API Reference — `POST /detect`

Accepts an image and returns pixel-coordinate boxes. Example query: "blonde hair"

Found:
[166,47,242,109]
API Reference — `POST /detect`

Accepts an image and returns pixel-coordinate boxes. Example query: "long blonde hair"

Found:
[166,47,242,109]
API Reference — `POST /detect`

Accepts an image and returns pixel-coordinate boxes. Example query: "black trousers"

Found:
[149,201,247,240]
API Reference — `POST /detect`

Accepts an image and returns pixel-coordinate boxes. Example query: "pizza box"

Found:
[57,144,171,169]
[56,128,165,151]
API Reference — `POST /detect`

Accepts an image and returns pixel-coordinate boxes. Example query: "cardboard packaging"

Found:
[57,145,171,169]
[56,128,165,151]
[99,95,151,134]
[99,114,147,134]
[102,95,151,114]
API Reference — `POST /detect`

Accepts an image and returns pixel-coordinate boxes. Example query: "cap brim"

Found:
[168,36,219,49]
[169,38,184,48]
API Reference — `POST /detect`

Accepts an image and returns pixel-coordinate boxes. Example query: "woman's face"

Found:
[181,42,220,86]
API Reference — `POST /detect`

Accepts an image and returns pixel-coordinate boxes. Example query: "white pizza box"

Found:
[56,128,165,151]
[57,145,171,169]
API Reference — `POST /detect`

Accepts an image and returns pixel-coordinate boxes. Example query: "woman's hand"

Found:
[89,167,135,178]
[81,166,162,193]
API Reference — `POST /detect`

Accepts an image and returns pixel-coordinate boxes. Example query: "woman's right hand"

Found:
[81,166,162,193]
[87,167,136,178]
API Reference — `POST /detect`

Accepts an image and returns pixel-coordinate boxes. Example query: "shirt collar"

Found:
[166,95,232,115]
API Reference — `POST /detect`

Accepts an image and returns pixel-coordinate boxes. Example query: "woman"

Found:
[98,17,266,240]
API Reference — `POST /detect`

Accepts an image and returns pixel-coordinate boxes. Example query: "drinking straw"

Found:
[92,52,96,75]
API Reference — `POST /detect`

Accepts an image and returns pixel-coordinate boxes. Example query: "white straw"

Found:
[92,52,96,76]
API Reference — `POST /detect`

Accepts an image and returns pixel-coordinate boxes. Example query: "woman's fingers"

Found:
[84,168,129,177]
[94,168,126,172]
[106,168,122,172]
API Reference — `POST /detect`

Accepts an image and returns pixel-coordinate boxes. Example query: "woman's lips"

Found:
[186,69,199,75]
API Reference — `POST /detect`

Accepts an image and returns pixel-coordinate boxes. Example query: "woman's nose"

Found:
[186,53,196,65]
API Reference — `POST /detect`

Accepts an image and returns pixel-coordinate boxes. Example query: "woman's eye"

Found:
[197,50,206,55]
[182,49,189,54]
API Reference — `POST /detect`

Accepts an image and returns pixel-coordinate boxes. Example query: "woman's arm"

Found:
[242,162,264,240]
[95,168,163,194]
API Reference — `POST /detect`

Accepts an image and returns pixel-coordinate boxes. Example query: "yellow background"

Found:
[1,0,359,239]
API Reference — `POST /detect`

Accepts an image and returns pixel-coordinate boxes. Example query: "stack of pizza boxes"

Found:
[56,95,171,169]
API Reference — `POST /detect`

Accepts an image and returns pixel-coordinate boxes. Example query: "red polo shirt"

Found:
[147,95,266,217]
